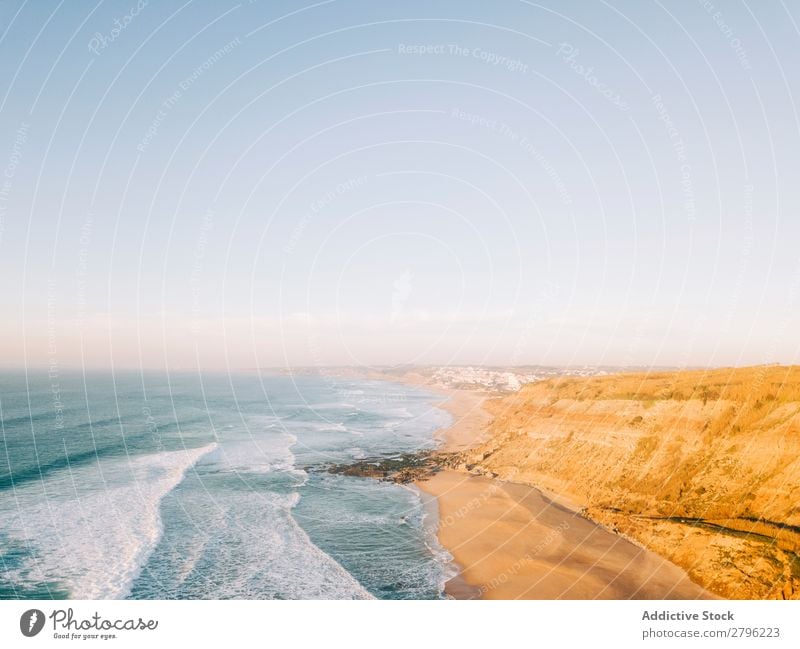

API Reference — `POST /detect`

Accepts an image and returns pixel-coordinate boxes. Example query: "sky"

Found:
[0,0,799,370]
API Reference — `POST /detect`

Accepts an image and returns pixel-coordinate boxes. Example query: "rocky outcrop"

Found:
[456,366,800,599]
[325,451,457,483]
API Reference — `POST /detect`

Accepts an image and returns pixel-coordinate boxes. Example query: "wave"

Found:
[203,431,297,475]
[0,439,143,491]
[413,486,459,595]
[311,422,348,432]
[0,443,217,599]
[1,373,452,600]
[1,414,215,491]
[287,402,357,411]
[0,407,83,429]
[130,475,373,600]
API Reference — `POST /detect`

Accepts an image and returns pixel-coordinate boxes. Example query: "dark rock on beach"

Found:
[325,451,459,484]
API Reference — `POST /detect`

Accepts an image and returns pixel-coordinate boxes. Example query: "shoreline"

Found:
[416,469,714,599]
[389,377,715,600]
[414,484,483,600]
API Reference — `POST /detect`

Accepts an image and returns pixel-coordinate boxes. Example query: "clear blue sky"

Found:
[1,0,798,369]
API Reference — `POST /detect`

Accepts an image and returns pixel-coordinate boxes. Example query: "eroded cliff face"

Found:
[458,366,800,599]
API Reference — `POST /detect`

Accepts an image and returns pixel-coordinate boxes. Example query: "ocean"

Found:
[0,370,454,599]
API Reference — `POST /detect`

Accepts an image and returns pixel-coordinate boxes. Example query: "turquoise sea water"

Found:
[0,371,453,599]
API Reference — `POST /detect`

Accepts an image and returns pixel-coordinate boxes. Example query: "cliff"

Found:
[457,365,800,599]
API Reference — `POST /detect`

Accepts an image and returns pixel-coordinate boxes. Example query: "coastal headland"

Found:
[370,365,800,600]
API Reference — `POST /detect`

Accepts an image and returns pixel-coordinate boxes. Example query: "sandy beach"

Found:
[415,387,714,600]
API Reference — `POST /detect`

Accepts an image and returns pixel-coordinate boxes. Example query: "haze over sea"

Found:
[0,371,453,599]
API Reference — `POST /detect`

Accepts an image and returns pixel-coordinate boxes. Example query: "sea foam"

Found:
[0,443,217,599]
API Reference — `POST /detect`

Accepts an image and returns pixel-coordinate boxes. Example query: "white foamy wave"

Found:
[279,516,374,599]
[313,422,347,432]
[0,443,217,599]
[289,402,356,411]
[346,447,366,460]
[139,482,373,599]
[206,431,297,475]
[385,407,414,419]
[406,484,459,595]
[247,494,374,599]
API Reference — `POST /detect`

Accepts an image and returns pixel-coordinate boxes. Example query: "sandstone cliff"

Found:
[457,365,800,599]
